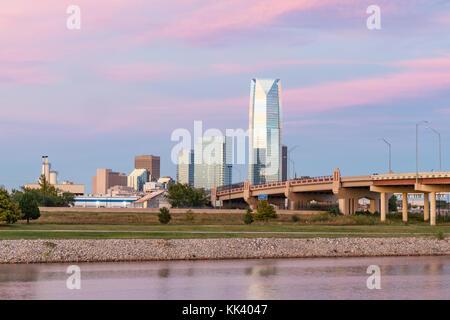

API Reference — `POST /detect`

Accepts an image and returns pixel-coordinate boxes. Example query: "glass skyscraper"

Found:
[194,136,232,190]
[249,78,282,185]
[177,149,194,186]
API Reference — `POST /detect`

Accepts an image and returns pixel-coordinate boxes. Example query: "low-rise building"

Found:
[132,190,170,209]
[24,156,85,195]
[74,195,140,208]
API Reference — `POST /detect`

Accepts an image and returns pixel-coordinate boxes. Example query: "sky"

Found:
[1,0,450,193]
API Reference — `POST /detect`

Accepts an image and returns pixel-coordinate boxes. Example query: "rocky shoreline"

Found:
[0,238,448,264]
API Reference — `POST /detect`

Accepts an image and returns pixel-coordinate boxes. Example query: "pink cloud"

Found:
[283,57,450,113]
[98,63,190,82]
[0,64,60,86]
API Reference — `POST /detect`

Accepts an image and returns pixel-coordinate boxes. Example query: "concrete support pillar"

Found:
[338,198,347,215]
[369,199,379,214]
[338,198,358,215]
[380,192,386,222]
[423,193,430,221]
[289,200,298,210]
[430,192,436,226]
[402,193,408,222]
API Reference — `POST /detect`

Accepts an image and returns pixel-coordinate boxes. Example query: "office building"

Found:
[92,169,127,195]
[249,78,282,185]
[135,155,160,181]
[282,145,288,181]
[128,168,148,191]
[177,149,194,186]
[194,136,232,190]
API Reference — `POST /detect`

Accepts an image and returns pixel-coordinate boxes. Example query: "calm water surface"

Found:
[0,256,448,300]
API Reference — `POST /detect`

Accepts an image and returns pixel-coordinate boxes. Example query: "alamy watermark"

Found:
[366,265,381,289]
[171,121,281,175]
[66,5,81,30]
[366,5,381,30]
[66,265,81,290]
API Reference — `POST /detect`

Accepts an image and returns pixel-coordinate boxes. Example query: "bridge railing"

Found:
[216,175,334,196]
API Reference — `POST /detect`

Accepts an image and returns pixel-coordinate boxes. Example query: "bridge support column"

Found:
[423,193,430,221]
[430,192,436,226]
[369,199,379,214]
[245,197,258,211]
[402,193,408,222]
[380,192,386,222]
[338,197,358,215]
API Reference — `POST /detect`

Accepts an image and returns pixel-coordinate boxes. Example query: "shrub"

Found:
[158,207,171,224]
[327,206,341,215]
[254,200,277,222]
[186,209,195,221]
[312,212,331,222]
[291,214,300,222]
[243,207,254,225]
[436,231,445,240]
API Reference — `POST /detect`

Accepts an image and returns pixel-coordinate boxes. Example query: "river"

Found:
[0,256,448,299]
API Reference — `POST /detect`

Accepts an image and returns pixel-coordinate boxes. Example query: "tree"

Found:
[19,192,40,224]
[167,184,209,208]
[11,175,75,208]
[158,207,171,224]
[254,200,277,222]
[0,188,21,224]
[389,195,398,212]
[243,207,254,225]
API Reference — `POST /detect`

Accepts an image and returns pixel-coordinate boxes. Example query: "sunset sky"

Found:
[1,0,450,192]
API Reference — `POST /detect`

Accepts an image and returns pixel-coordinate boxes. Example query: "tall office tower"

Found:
[92,169,128,195]
[194,136,232,190]
[134,155,160,181]
[281,145,288,181]
[177,149,194,186]
[249,78,282,185]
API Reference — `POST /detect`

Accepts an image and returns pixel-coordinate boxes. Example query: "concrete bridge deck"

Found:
[211,169,450,226]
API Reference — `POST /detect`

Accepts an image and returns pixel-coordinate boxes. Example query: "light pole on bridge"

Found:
[379,138,392,174]
[416,120,429,184]
[426,126,442,172]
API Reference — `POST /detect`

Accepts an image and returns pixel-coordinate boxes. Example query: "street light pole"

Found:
[416,121,429,184]
[426,126,442,218]
[380,138,392,173]
[426,126,442,172]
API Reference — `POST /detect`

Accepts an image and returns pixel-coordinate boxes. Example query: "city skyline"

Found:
[1,0,450,192]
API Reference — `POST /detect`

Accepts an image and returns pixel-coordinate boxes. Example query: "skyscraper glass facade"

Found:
[194,136,232,190]
[177,149,194,186]
[249,78,282,185]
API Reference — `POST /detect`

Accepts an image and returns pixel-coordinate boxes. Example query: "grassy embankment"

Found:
[0,210,448,240]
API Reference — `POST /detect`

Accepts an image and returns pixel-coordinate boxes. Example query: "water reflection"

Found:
[0,256,448,300]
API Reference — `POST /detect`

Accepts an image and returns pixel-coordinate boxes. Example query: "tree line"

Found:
[0,175,75,224]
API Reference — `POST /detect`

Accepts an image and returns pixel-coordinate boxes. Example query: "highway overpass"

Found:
[211,169,450,226]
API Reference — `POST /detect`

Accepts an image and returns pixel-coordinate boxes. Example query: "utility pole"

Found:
[416,121,429,184]
[426,126,442,172]
[380,138,392,173]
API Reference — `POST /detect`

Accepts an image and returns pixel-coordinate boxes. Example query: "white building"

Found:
[128,168,148,191]
[74,196,140,208]
[177,149,194,186]
[194,135,232,190]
